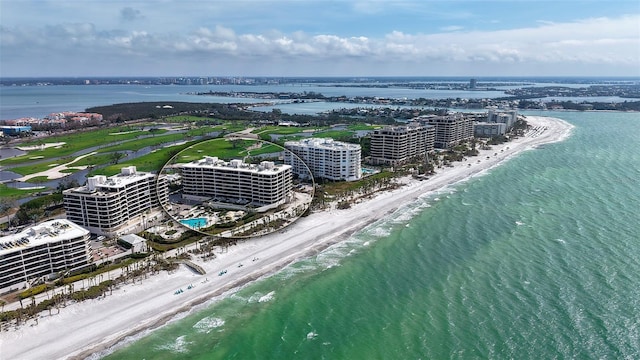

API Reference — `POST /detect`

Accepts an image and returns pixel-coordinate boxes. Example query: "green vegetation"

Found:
[252,123,375,145]
[4,122,244,179]
[311,171,401,211]
[96,132,186,153]
[143,230,202,252]
[0,126,155,166]
[91,141,198,176]
[347,123,380,131]
[254,125,324,139]
[25,176,50,184]
[0,184,41,199]
[312,129,354,140]
[9,159,73,176]
[10,193,64,225]
[247,143,282,157]
[72,153,114,167]
[176,138,284,163]
[322,171,397,195]
[18,284,52,300]
[164,115,211,122]
[176,138,256,162]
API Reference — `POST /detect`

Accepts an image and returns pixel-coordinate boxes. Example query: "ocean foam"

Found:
[193,316,225,333]
[367,226,392,238]
[258,291,276,303]
[155,335,192,353]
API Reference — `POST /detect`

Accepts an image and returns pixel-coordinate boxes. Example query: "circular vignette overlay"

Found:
[155,136,314,240]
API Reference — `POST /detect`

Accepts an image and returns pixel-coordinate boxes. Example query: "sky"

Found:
[1,0,639,77]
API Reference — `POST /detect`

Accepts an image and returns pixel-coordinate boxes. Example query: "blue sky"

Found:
[1,0,639,77]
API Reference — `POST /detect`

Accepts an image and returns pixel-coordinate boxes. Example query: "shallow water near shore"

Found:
[102,111,640,359]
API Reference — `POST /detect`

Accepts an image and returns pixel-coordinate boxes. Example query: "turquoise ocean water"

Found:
[99,110,640,359]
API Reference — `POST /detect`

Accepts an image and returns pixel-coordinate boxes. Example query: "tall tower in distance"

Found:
[469,78,477,89]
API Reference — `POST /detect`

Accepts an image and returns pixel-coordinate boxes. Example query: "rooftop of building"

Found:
[0,219,89,256]
[374,122,433,133]
[181,157,291,175]
[65,166,157,194]
[284,137,361,150]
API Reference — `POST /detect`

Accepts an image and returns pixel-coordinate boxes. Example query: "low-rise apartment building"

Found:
[180,157,292,211]
[63,166,168,237]
[283,138,362,182]
[369,123,435,166]
[0,219,91,294]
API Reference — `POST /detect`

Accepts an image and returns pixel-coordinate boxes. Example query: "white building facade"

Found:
[487,108,518,130]
[474,122,507,137]
[0,219,91,294]
[284,138,362,182]
[63,166,168,237]
[180,157,292,210]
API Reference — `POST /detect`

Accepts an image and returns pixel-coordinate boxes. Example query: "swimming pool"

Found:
[361,167,379,175]
[179,217,207,229]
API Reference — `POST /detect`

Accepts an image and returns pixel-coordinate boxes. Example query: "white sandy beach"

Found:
[0,116,573,360]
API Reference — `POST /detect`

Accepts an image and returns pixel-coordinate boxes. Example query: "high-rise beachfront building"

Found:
[486,108,518,130]
[63,166,168,237]
[474,122,508,137]
[0,219,91,294]
[369,123,435,166]
[283,138,362,182]
[416,114,474,149]
[180,157,292,211]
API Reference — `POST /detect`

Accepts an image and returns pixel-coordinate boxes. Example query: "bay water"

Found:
[99,110,640,359]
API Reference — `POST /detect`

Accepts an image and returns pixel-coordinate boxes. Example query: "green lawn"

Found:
[5,125,232,176]
[253,125,325,141]
[0,183,44,198]
[252,123,375,143]
[312,129,354,139]
[347,124,380,131]
[0,126,161,166]
[254,125,324,135]
[96,133,188,153]
[163,115,211,122]
[9,157,77,176]
[170,138,284,164]
[174,138,256,163]
[72,153,115,167]
[92,141,200,176]
[248,143,282,157]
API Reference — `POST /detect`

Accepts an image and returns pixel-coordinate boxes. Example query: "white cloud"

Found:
[1,13,638,76]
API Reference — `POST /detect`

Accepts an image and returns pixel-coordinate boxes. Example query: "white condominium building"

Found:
[369,123,435,166]
[417,114,474,149]
[63,166,168,237]
[180,157,292,209]
[487,108,518,130]
[0,219,91,294]
[474,122,507,137]
[284,138,362,182]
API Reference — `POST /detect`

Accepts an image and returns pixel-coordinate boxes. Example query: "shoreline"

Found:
[0,116,574,360]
